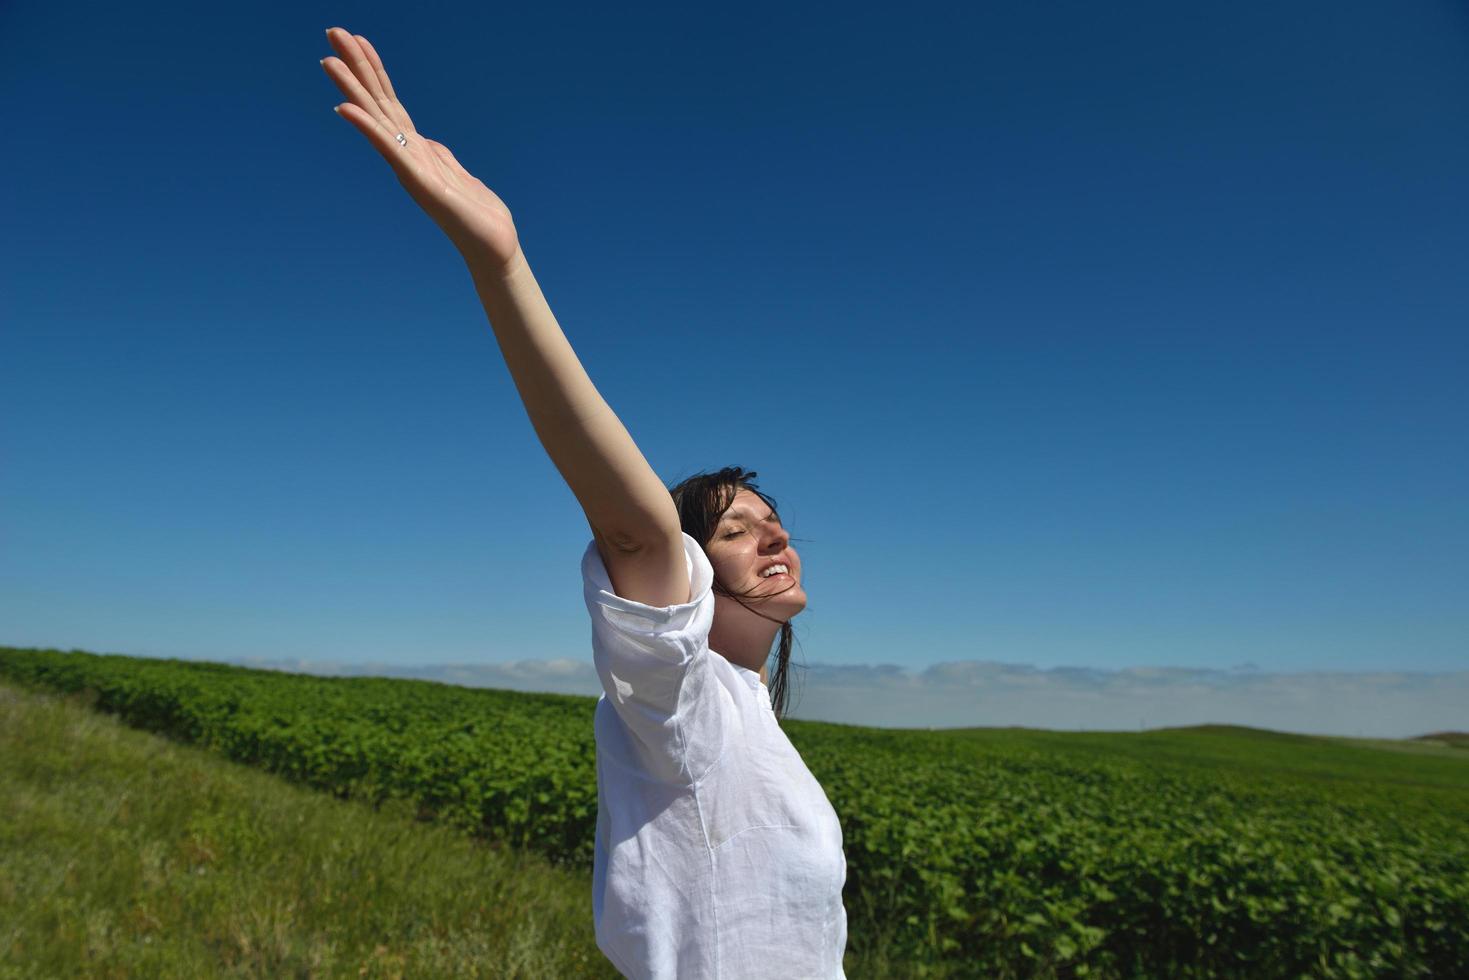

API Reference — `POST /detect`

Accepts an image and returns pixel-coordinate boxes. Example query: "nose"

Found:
[761,523,790,553]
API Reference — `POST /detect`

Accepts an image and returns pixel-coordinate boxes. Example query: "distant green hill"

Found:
[1413,731,1469,749]
[3,644,1467,979]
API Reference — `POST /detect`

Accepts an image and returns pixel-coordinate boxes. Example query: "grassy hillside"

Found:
[0,682,616,979]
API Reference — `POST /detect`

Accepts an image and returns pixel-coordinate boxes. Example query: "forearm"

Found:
[464,246,679,546]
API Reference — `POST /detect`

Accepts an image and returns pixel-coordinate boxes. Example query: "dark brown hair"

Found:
[667,466,803,720]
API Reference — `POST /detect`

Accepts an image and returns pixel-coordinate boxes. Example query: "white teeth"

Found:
[761,564,789,578]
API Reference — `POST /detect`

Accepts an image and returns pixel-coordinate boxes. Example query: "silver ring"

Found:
[394,132,407,148]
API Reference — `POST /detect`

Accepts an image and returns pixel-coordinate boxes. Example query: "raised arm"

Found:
[321,27,687,605]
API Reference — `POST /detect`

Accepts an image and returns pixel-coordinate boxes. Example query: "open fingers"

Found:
[321,56,377,127]
[324,28,411,136]
[353,34,417,131]
[353,34,397,99]
[326,28,389,108]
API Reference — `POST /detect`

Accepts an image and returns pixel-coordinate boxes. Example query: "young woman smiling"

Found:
[322,27,848,978]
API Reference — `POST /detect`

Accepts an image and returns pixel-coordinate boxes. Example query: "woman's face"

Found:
[705,489,806,618]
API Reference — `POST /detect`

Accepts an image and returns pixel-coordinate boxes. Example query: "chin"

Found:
[776,592,808,617]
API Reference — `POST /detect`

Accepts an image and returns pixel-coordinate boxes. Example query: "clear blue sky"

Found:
[4,1,1466,686]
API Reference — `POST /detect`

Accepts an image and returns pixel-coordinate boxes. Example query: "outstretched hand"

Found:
[322,27,521,275]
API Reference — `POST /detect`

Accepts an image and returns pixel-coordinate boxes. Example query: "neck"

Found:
[709,607,781,679]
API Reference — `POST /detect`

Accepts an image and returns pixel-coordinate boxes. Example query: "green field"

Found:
[2,645,1465,978]
[0,681,612,979]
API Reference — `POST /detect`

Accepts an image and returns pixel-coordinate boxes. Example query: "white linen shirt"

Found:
[583,531,849,979]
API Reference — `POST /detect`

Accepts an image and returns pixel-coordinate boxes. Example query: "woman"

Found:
[321,28,849,978]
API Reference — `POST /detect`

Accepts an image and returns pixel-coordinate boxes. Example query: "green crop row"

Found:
[2,646,1465,978]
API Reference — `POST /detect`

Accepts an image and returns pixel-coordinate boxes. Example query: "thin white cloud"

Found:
[781,660,1469,738]
[229,656,1469,739]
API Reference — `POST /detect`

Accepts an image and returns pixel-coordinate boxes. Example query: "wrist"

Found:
[462,239,526,285]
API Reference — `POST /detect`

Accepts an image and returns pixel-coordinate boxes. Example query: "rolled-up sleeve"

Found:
[582,532,719,778]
